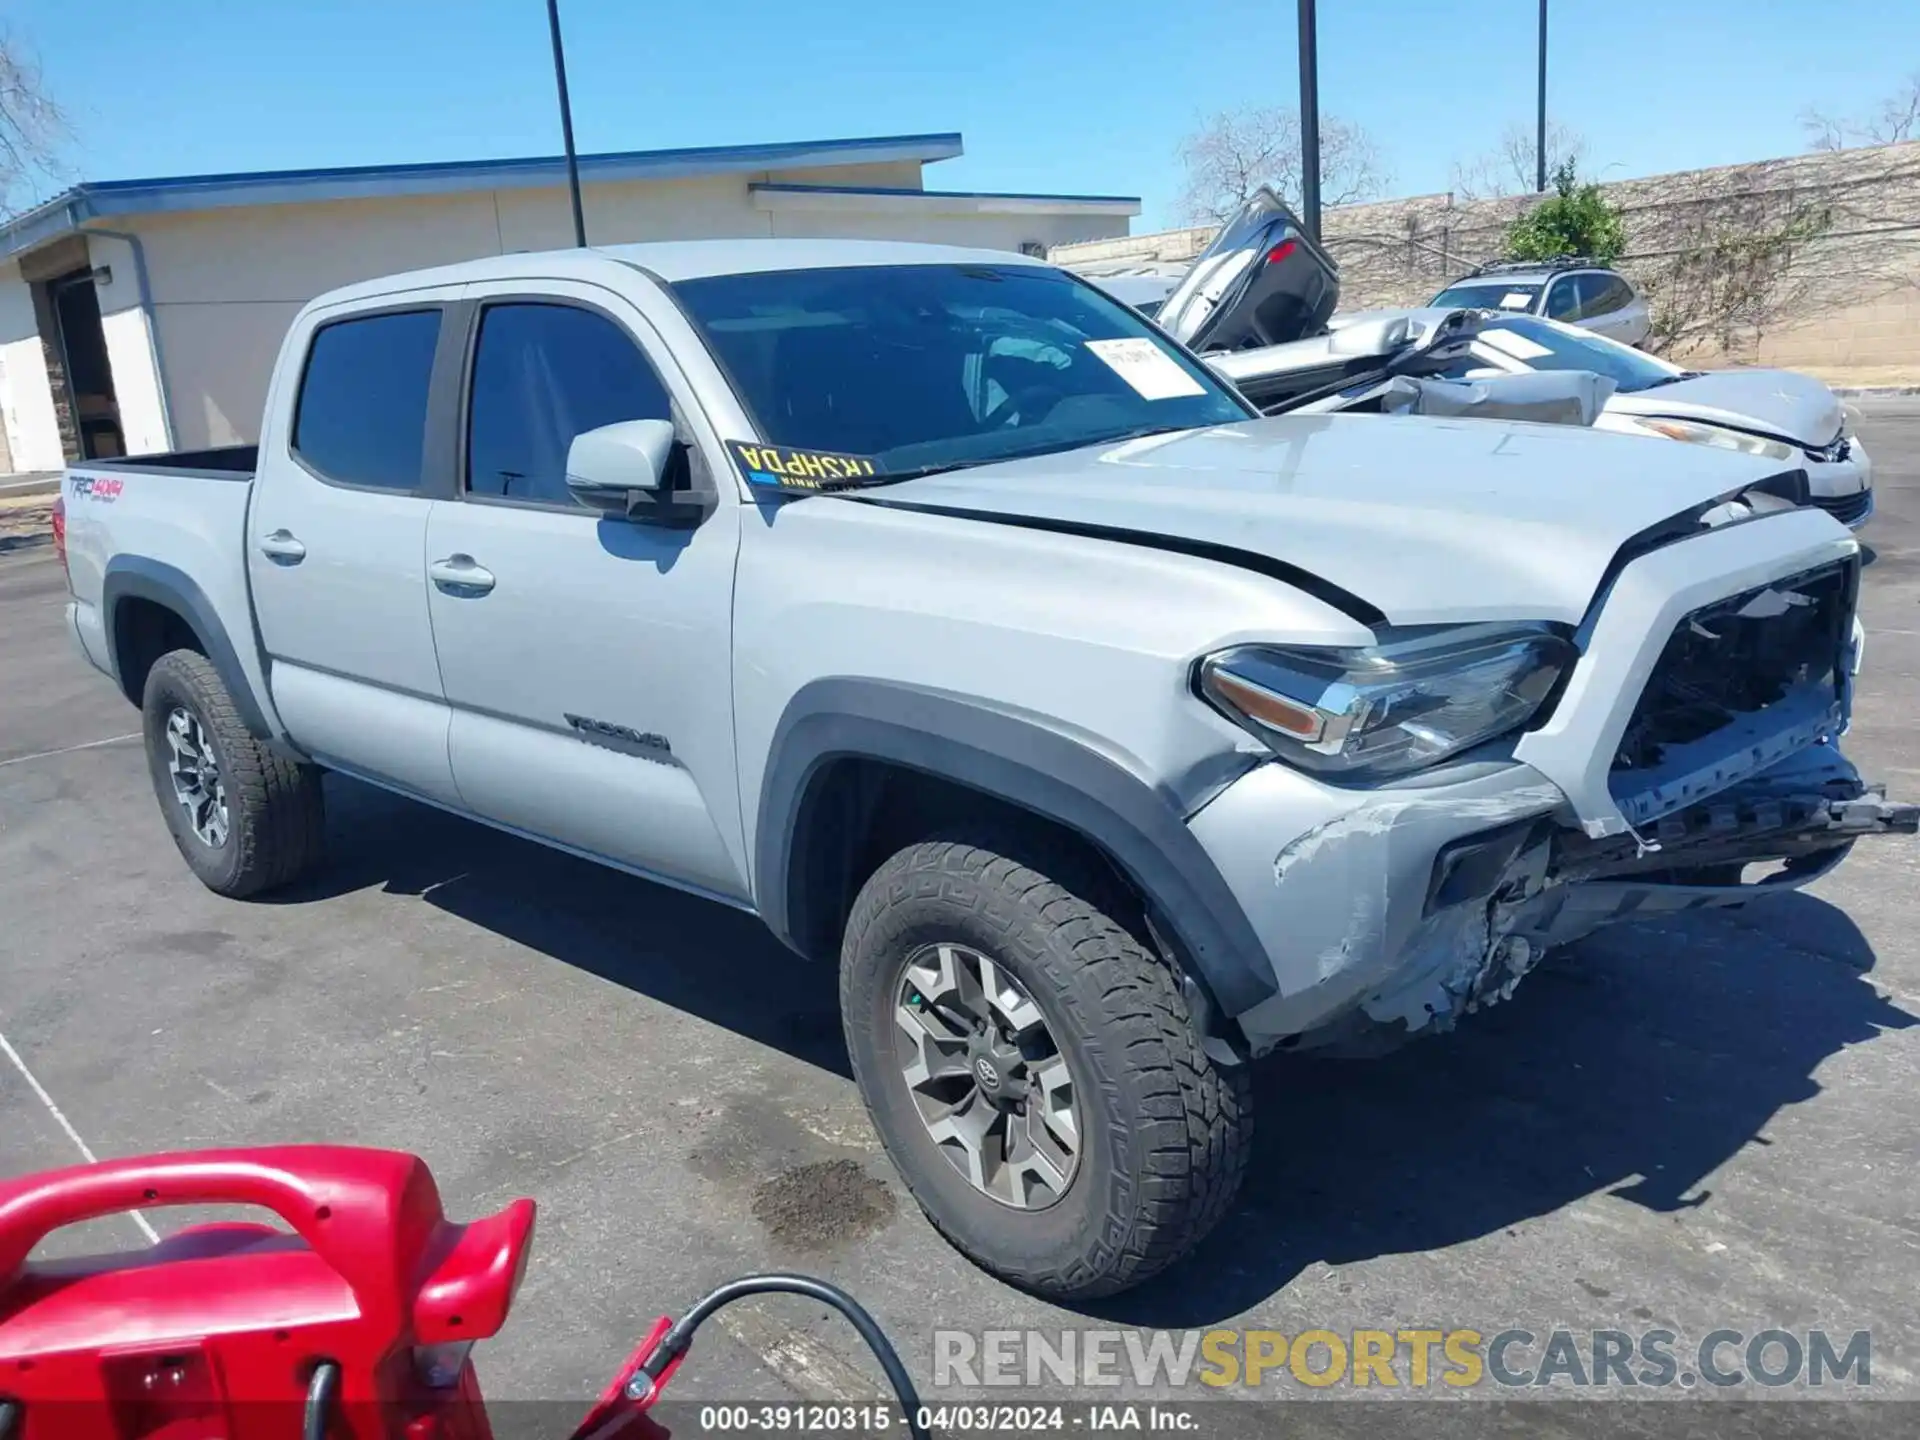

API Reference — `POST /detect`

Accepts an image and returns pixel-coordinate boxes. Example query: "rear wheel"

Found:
[840,833,1251,1299]
[141,649,325,898]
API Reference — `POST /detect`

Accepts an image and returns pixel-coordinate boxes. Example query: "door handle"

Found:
[429,554,496,596]
[258,529,306,563]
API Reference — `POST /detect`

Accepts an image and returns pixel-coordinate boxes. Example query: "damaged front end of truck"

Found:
[1350,742,1915,1046]
[1194,530,1916,1060]
[1386,553,1911,1051]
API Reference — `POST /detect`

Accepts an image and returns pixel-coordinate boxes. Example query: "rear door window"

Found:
[293,309,443,491]
[465,302,675,507]
[1576,273,1623,316]
[1543,278,1582,321]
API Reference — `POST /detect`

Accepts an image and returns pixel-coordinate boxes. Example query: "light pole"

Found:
[546,0,588,247]
[1297,0,1321,240]
[1535,0,1548,192]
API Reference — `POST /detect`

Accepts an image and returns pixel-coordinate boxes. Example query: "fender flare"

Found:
[101,556,274,739]
[754,678,1279,1018]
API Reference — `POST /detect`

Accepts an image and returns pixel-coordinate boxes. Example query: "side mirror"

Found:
[565,419,679,518]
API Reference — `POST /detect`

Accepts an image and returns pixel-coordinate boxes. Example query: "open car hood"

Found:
[1155,188,1341,353]
[868,415,1804,627]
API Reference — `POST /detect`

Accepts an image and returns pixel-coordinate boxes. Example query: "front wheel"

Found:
[840,835,1252,1300]
[141,649,325,898]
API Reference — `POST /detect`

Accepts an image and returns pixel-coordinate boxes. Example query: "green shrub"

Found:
[1506,161,1626,263]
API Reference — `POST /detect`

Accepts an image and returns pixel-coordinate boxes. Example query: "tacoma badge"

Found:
[563,713,672,760]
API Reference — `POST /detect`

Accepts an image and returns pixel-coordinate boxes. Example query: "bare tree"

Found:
[1800,72,1920,152]
[1448,119,1587,201]
[1175,106,1387,225]
[0,30,65,216]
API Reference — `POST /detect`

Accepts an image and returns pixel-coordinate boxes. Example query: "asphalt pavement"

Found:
[2,406,1918,1433]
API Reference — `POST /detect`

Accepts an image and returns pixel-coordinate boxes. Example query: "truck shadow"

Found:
[286,776,1912,1323]
[1090,893,1913,1327]
[271,775,853,1076]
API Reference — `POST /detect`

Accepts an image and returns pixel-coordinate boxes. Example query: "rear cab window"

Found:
[292,309,443,491]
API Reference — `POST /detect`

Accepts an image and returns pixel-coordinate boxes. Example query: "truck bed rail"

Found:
[80,445,257,480]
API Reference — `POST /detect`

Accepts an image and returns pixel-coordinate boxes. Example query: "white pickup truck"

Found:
[55,236,1915,1299]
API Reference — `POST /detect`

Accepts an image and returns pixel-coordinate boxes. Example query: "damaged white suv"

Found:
[62,235,1916,1300]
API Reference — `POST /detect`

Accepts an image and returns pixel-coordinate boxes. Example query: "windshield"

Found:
[1430,281,1542,311]
[1468,316,1685,393]
[671,264,1251,480]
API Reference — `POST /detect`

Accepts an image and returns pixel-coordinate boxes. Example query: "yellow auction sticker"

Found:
[728,441,878,492]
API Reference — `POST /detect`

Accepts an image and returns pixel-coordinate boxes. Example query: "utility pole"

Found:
[1297,0,1321,240]
[1535,0,1548,192]
[546,0,588,247]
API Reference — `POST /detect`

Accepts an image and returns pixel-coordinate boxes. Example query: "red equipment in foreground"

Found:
[0,1147,538,1439]
[0,1147,918,1440]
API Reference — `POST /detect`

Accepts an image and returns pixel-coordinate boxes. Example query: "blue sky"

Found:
[12,0,1919,229]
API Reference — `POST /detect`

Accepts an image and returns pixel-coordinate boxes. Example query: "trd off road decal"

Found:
[70,475,124,502]
[728,441,877,493]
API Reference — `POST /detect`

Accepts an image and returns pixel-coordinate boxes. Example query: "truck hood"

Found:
[869,415,1800,627]
[1612,368,1844,447]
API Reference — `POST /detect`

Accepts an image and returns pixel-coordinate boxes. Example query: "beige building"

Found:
[0,132,1138,473]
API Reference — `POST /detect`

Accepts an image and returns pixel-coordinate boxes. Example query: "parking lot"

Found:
[3,403,1919,1427]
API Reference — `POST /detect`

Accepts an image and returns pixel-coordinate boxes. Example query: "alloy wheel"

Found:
[894,942,1081,1209]
[164,705,229,848]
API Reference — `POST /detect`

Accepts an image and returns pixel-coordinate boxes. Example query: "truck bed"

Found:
[61,446,269,728]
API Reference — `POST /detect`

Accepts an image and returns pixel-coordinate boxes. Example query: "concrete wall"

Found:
[1056,140,1920,376]
[1740,275,1920,380]
[0,157,1129,459]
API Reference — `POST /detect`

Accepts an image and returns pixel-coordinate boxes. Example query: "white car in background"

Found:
[1329,308,1873,528]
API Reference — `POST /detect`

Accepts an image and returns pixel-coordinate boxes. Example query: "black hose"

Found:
[303,1361,341,1440]
[638,1274,927,1440]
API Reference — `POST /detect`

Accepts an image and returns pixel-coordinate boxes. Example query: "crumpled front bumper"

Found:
[1188,742,1916,1058]
[1805,440,1873,528]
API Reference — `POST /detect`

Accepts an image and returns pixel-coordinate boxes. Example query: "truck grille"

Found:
[1612,561,1853,782]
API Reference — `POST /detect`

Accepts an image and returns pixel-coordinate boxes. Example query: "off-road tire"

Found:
[840,833,1252,1299]
[141,648,325,898]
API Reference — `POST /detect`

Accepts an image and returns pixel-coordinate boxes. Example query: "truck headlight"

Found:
[1197,625,1575,777]
[1622,415,1796,461]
